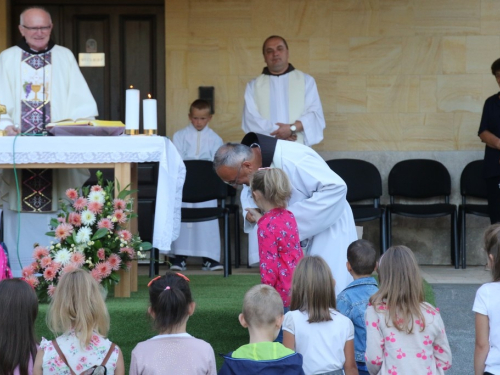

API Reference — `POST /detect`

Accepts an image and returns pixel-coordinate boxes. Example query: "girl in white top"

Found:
[129,272,216,375]
[474,224,500,375]
[33,269,125,375]
[282,256,357,375]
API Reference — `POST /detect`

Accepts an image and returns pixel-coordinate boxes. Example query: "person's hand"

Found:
[271,123,293,140]
[245,208,262,223]
[4,125,20,136]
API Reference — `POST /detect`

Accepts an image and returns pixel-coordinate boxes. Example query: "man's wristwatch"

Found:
[290,124,297,137]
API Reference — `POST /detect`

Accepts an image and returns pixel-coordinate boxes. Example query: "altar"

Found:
[0,135,186,296]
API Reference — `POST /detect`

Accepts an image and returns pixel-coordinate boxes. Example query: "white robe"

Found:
[242,69,325,147]
[0,44,97,276]
[171,124,223,261]
[241,140,357,295]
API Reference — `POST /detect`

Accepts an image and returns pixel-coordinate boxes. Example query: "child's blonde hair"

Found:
[370,246,428,333]
[242,284,283,327]
[250,168,292,208]
[290,256,336,323]
[47,269,110,348]
[483,224,500,282]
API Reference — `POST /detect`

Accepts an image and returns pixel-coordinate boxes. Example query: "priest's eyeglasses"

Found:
[21,25,52,32]
[224,159,245,187]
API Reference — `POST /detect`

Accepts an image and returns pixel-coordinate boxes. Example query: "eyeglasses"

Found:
[224,159,245,187]
[147,273,190,287]
[21,25,51,32]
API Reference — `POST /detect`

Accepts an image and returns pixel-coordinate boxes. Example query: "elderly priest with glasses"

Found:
[0,6,98,275]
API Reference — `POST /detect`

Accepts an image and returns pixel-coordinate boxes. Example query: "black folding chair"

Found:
[226,186,242,268]
[326,159,387,254]
[387,159,459,269]
[181,160,231,277]
[459,160,489,269]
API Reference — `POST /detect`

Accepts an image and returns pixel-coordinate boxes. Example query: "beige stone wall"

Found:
[0,0,9,53]
[166,0,500,151]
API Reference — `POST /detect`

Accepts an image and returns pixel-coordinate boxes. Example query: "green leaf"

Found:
[117,189,137,200]
[140,242,153,250]
[66,236,75,245]
[91,228,109,240]
[50,218,60,228]
[45,231,56,237]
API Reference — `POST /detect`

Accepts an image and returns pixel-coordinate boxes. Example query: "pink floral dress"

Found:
[40,330,120,374]
[257,207,303,307]
[365,302,452,375]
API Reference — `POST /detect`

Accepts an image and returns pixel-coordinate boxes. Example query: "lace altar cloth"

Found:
[0,135,186,252]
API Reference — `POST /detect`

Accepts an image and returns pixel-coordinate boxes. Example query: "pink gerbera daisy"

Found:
[107,254,122,271]
[91,185,103,192]
[23,275,39,288]
[33,246,49,260]
[120,247,135,258]
[51,262,62,271]
[96,262,112,278]
[40,256,52,269]
[113,210,127,224]
[97,218,114,231]
[47,284,57,297]
[68,212,82,227]
[97,248,106,260]
[43,267,57,281]
[113,199,127,210]
[117,230,132,242]
[88,201,103,214]
[90,268,102,282]
[62,263,77,274]
[22,265,34,278]
[66,188,78,200]
[55,223,73,240]
[70,252,85,267]
[73,197,87,211]
[57,216,66,223]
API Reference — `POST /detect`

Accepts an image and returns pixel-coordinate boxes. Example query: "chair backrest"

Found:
[182,160,228,203]
[388,159,451,199]
[326,159,382,203]
[460,160,487,199]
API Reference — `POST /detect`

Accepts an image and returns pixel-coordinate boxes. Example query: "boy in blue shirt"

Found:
[337,239,379,375]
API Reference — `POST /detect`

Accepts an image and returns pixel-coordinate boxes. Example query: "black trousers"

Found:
[486,175,500,224]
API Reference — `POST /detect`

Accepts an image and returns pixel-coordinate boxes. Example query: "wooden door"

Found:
[11,1,165,135]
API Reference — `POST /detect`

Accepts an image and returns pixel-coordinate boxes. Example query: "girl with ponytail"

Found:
[129,272,216,375]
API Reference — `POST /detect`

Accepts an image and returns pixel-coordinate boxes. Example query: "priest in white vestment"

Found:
[242,35,325,147]
[0,7,98,276]
[171,100,224,271]
[214,133,357,295]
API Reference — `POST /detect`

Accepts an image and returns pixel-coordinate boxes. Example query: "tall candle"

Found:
[143,94,157,135]
[125,86,140,134]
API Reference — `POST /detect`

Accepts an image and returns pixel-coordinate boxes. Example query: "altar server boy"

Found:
[171,99,224,271]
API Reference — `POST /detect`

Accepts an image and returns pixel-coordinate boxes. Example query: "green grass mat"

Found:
[35,274,435,371]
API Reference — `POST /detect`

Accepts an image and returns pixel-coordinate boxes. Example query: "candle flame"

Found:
[130,85,133,89]
[148,94,152,99]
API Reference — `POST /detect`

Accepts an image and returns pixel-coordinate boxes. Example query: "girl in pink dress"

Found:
[0,278,38,375]
[246,168,303,342]
[365,246,452,375]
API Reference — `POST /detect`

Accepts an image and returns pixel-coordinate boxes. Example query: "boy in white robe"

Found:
[171,99,224,271]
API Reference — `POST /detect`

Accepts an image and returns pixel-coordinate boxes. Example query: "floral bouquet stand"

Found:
[23,170,151,301]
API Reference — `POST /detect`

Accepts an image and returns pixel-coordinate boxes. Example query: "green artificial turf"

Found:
[34,274,435,372]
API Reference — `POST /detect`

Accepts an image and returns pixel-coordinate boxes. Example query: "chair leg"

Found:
[452,210,459,269]
[234,211,241,268]
[380,210,387,255]
[224,213,231,277]
[387,210,392,248]
[149,248,156,277]
[462,210,467,269]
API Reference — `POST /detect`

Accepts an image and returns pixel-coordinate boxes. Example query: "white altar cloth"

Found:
[0,135,186,253]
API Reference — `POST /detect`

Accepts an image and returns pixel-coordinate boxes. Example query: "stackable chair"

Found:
[459,160,489,269]
[226,185,242,268]
[326,159,387,254]
[181,160,231,277]
[387,159,459,269]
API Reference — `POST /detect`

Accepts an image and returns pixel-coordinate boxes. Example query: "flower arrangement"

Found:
[23,171,152,301]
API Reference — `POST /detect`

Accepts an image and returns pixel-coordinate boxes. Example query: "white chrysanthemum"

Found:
[81,210,96,226]
[76,226,92,244]
[88,191,106,204]
[54,248,71,265]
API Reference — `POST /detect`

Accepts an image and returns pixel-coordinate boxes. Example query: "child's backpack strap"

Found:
[0,243,12,280]
[51,339,77,375]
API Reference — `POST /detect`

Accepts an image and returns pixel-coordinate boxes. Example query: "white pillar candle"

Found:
[143,94,157,132]
[125,86,140,133]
